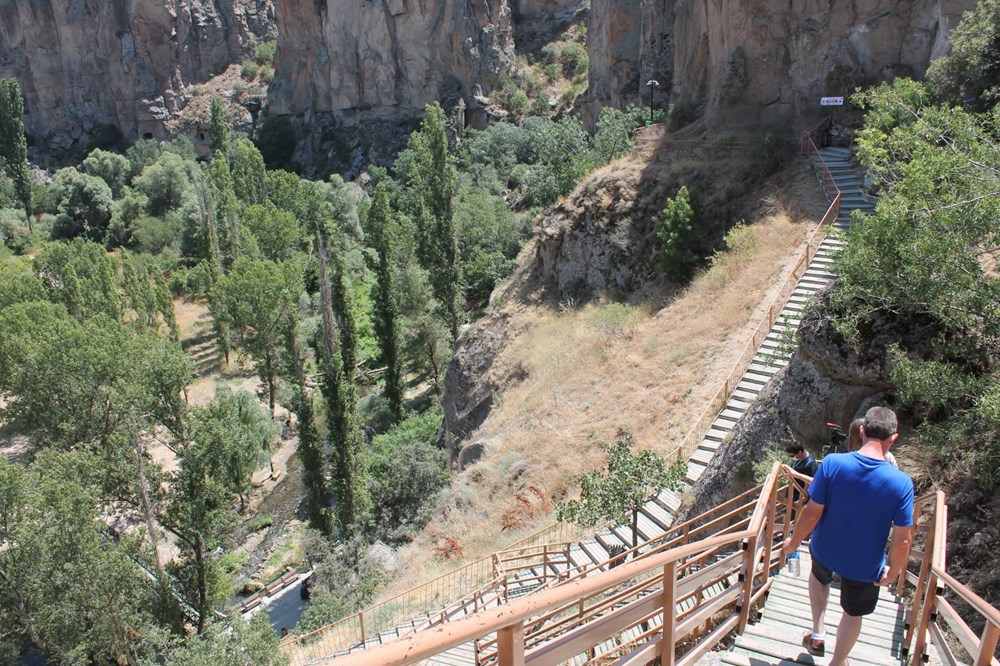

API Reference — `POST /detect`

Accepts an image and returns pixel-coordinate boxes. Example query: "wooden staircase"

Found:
[722,547,907,666]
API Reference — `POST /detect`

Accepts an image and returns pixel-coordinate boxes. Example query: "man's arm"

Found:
[878,525,913,586]
[781,500,824,555]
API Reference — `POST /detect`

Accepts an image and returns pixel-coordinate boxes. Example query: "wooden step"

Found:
[734,631,902,666]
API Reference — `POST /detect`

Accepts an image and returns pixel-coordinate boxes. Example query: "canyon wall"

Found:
[266,0,515,124]
[584,0,977,128]
[0,0,274,153]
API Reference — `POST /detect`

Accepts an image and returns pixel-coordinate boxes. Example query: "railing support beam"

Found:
[661,560,679,666]
[497,621,525,666]
[976,623,1000,666]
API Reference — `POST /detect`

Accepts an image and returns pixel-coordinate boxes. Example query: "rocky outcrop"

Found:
[0,0,275,153]
[585,0,976,128]
[441,312,519,461]
[582,0,674,128]
[679,289,948,519]
[267,0,514,124]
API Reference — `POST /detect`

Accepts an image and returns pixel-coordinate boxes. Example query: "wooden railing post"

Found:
[976,623,1000,666]
[497,621,525,666]
[904,501,934,654]
[912,571,939,663]
[738,535,758,632]
[359,611,366,643]
[760,479,779,588]
[781,479,793,561]
[661,560,679,666]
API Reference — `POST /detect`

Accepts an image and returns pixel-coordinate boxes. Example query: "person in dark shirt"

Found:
[783,442,820,477]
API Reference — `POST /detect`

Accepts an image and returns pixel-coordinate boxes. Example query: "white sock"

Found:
[812,631,826,640]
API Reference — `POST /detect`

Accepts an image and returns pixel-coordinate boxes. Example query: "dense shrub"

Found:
[364,410,450,543]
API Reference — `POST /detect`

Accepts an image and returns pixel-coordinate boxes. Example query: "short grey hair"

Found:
[864,407,897,441]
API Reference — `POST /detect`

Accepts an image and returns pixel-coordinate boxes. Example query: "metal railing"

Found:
[672,143,840,462]
[322,463,810,666]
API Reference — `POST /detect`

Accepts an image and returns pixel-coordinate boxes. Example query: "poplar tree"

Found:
[367,184,404,422]
[315,251,368,532]
[406,103,459,340]
[208,151,240,269]
[285,312,332,535]
[0,78,32,225]
[231,138,269,205]
[208,97,230,155]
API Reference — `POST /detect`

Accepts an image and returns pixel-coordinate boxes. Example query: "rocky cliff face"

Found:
[585,0,976,128]
[0,0,274,153]
[267,0,514,124]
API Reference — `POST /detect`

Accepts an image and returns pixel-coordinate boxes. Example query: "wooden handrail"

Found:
[324,465,802,666]
[324,530,754,666]
[904,489,1000,666]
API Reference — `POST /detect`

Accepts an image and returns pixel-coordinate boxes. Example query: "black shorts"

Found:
[810,553,880,617]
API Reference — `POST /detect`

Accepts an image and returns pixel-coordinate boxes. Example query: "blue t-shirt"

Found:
[808,452,914,582]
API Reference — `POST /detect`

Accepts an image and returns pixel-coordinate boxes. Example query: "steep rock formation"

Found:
[441,311,521,462]
[585,0,976,128]
[583,0,674,128]
[267,0,514,124]
[512,0,579,18]
[0,0,275,153]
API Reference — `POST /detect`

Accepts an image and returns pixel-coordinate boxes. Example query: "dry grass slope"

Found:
[380,155,829,597]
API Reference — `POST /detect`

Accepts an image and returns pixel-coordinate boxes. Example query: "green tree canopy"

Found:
[654,186,701,283]
[927,0,1000,111]
[833,79,1000,487]
[365,410,449,542]
[557,433,685,551]
[0,78,32,220]
[158,614,284,666]
[0,304,190,449]
[134,152,197,217]
[0,454,164,664]
[210,257,304,415]
[241,203,302,261]
[82,148,130,198]
[48,166,114,241]
[189,388,279,512]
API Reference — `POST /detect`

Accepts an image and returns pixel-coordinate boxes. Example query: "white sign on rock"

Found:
[820,97,845,106]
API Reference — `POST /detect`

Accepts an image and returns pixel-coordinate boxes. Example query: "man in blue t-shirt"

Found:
[782,407,914,666]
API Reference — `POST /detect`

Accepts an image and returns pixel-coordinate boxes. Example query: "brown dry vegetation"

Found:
[175,297,260,405]
[378,156,830,598]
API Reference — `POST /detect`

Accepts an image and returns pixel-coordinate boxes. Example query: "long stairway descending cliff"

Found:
[287,146,876,666]
[615,145,874,547]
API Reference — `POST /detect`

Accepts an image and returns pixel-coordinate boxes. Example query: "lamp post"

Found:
[645,79,660,125]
